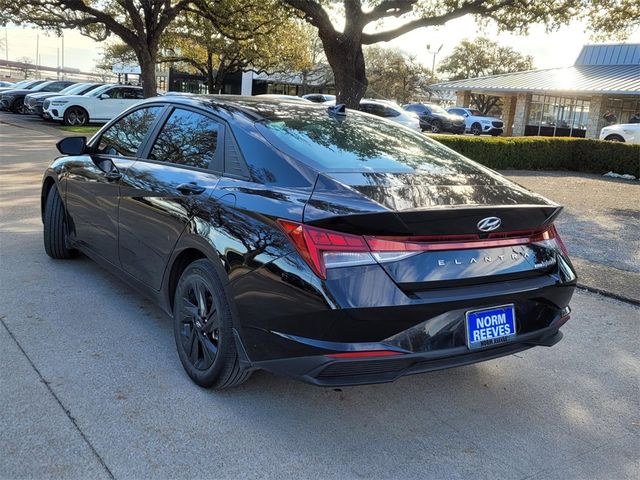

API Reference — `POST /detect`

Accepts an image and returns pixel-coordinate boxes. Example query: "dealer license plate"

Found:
[466,304,516,350]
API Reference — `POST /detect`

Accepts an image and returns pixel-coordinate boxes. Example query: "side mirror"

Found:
[56,136,87,155]
[99,93,110,100]
[463,113,469,117]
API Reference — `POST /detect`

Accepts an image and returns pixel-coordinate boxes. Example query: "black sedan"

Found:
[404,102,466,133]
[0,80,74,113]
[42,96,576,389]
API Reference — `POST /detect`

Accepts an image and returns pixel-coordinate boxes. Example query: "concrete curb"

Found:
[570,257,640,306]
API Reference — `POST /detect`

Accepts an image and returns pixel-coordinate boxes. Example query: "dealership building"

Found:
[430,43,640,139]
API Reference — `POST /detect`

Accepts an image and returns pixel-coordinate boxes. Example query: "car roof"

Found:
[136,94,340,123]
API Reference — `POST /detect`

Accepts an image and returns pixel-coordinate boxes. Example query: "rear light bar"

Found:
[277,220,568,280]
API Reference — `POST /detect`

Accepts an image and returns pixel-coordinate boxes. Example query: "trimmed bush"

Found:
[432,135,640,178]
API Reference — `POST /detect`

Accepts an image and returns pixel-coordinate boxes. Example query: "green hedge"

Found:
[432,135,640,178]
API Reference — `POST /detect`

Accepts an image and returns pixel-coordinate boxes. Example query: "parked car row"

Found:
[0,79,144,126]
[299,94,505,135]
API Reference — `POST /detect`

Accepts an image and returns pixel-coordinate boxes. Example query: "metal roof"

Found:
[431,43,640,96]
[575,44,640,66]
[430,64,640,96]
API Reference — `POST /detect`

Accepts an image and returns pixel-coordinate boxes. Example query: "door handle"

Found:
[177,182,206,195]
[104,171,122,181]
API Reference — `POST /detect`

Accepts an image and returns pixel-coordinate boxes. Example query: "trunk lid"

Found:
[302,171,564,289]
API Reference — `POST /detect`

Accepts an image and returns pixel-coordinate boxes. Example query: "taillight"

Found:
[277,220,374,279]
[278,220,569,279]
[547,224,569,256]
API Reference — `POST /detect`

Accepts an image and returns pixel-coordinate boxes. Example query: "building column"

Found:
[240,71,254,96]
[512,93,531,136]
[585,95,608,139]
[456,90,471,107]
[501,95,517,136]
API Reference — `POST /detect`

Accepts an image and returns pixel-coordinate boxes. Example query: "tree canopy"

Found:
[160,7,310,94]
[284,0,635,107]
[438,37,533,114]
[365,46,432,104]
[0,0,196,96]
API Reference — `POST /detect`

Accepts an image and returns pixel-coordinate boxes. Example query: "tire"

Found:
[11,97,25,114]
[470,122,482,135]
[43,187,76,259]
[173,259,251,389]
[604,134,625,142]
[430,120,442,134]
[63,107,89,126]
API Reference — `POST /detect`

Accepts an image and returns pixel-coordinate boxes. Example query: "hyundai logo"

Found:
[477,217,502,232]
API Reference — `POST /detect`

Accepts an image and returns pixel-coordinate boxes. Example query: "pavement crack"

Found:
[0,317,116,480]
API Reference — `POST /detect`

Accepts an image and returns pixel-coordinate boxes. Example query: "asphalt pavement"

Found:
[1,116,639,479]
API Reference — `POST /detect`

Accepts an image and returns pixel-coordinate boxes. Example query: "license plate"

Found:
[466,304,516,349]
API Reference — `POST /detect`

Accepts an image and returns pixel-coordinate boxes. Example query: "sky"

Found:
[3,15,640,75]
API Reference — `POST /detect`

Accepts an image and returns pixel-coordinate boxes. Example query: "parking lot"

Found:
[1,116,639,479]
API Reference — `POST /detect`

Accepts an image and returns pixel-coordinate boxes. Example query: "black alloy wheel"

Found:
[11,98,25,114]
[173,259,250,389]
[63,107,88,126]
[470,122,482,135]
[430,120,442,134]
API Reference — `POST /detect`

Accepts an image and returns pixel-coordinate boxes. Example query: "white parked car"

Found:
[43,84,144,126]
[447,107,504,136]
[359,99,420,131]
[599,123,640,144]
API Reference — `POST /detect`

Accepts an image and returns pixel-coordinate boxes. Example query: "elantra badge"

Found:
[477,216,502,232]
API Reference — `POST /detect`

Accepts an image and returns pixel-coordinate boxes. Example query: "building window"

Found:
[525,94,590,137]
[604,96,640,125]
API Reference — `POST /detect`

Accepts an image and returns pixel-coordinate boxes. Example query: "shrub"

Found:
[432,135,640,178]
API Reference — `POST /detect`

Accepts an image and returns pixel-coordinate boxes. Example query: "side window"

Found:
[383,107,400,118]
[149,108,220,169]
[107,88,124,99]
[41,82,58,92]
[123,88,143,99]
[404,105,417,112]
[97,106,163,157]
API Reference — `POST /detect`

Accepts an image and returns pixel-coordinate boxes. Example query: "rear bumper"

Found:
[232,250,577,386]
[252,320,566,387]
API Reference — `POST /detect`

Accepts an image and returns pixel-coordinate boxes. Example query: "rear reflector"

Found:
[326,350,404,359]
[278,220,569,280]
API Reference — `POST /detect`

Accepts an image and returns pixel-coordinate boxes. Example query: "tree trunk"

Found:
[213,64,226,94]
[322,37,367,108]
[206,51,215,94]
[137,47,158,98]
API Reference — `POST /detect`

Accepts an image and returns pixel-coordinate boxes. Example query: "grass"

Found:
[59,125,100,134]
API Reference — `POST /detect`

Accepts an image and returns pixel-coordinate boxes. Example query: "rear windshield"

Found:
[255,106,477,174]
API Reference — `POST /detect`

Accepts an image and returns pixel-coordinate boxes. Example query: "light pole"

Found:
[426,43,443,76]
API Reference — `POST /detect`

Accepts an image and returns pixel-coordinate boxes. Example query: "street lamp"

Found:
[426,43,443,75]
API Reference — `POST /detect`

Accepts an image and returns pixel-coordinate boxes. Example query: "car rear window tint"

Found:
[256,107,482,174]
